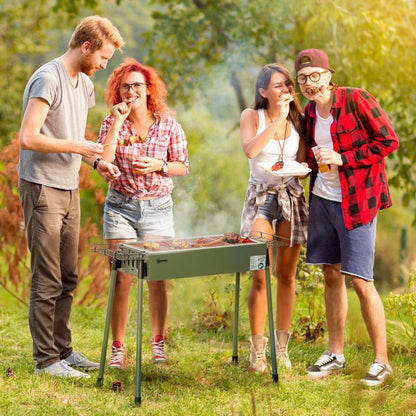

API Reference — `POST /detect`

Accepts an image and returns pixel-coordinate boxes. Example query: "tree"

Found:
[0,0,128,147]
[142,0,416,221]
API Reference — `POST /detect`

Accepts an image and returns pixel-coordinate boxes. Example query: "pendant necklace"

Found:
[267,109,289,171]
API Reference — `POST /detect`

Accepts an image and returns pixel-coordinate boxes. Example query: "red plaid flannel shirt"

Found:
[305,87,399,230]
[98,114,188,198]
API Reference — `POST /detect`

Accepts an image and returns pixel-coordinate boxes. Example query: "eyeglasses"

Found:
[296,71,328,85]
[120,82,147,92]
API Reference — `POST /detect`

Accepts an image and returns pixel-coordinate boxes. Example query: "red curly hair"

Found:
[105,58,171,116]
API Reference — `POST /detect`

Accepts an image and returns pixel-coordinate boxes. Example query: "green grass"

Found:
[1,275,416,415]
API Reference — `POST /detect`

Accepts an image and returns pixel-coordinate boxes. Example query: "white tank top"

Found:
[249,108,299,184]
[311,108,342,201]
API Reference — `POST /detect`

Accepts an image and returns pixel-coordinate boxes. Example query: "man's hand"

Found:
[77,140,104,158]
[96,160,121,182]
[315,148,343,166]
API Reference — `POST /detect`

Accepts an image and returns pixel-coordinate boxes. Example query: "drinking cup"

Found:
[312,146,331,173]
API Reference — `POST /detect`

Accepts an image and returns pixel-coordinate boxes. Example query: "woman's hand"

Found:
[275,93,294,121]
[132,156,163,175]
[110,100,133,123]
[298,162,311,179]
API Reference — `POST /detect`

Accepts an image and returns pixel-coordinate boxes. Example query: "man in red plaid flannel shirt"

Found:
[295,49,399,386]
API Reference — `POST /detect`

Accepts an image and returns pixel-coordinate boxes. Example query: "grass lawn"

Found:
[1,275,415,415]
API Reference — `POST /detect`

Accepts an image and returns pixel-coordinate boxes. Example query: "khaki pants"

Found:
[19,179,80,368]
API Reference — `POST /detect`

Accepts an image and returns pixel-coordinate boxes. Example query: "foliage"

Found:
[1,0,415,303]
[171,106,248,235]
[142,0,416,222]
[0,131,110,308]
[0,1,64,145]
[0,0,108,147]
[191,287,232,333]
[385,269,416,353]
[292,247,326,342]
[53,0,105,16]
[0,134,30,305]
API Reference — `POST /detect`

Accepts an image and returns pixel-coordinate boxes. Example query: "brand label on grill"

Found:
[250,255,266,271]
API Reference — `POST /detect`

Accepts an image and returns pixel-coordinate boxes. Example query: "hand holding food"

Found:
[275,93,294,121]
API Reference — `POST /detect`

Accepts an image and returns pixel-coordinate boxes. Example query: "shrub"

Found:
[292,247,326,342]
[384,269,416,353]
[0,131,110,307]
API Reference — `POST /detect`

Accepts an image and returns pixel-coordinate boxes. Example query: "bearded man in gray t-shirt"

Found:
[18,16,124,379]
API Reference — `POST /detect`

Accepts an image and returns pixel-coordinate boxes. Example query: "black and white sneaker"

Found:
[360,360,392,386]
[306,350,346,378]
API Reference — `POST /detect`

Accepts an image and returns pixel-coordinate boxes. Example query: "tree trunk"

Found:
[230,71,247,113]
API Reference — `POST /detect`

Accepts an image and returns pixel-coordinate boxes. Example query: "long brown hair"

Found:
[105,58,172,116]
[253,63,305,140]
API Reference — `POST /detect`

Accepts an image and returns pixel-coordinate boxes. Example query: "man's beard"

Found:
[79,55,97,76]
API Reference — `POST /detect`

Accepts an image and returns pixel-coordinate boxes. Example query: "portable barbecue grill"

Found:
[93,232,287,404]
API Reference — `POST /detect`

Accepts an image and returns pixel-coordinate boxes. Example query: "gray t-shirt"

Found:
[18,59,95,190]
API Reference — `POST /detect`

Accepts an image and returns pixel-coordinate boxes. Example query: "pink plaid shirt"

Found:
[98,114,189,198]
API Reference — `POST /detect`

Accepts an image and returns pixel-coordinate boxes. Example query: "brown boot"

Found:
[249,335,268,372]
[275,330,291,369]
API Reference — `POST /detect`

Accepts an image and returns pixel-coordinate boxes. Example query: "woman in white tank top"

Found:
[239,63,309,372]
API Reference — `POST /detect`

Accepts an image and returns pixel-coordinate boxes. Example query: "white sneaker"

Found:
[35,360,90,378]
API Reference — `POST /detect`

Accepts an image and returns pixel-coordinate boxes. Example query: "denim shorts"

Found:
[256,192,286,223]
[306,194,377,281]
[103,188,175,240]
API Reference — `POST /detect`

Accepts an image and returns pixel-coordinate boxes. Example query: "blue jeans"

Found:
[103,188,175,240]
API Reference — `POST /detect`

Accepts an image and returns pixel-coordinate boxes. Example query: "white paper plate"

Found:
[259,161,311,178]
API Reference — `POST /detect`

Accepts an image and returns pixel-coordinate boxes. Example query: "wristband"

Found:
[93,157,102,170]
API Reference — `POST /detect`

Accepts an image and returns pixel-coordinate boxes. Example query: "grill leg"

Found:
[134,262,144,405]
[232,272,240,363]
[265,251,278,382]
[97,258,119,387]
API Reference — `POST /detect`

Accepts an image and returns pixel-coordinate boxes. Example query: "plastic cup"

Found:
[131,145,146,173]
[312,146,331,173]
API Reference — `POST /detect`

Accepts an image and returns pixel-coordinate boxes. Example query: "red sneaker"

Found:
[107,341,126,369]
[150,335,168,363]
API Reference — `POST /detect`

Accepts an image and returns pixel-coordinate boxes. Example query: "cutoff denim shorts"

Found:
[306,194,377,281]
[103,188,175,240]
[256,192,286,223]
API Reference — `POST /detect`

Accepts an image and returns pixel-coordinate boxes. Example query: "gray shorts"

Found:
[103,188,175,240]
[306,194,377,281]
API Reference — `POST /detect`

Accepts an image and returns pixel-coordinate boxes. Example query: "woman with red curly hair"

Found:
[97,58,189,368]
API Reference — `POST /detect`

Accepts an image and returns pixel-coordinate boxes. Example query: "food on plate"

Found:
[271,161,284,171]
